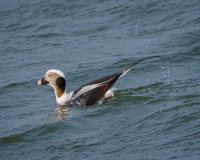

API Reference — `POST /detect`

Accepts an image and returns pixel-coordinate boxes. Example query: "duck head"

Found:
[36,69,66,98]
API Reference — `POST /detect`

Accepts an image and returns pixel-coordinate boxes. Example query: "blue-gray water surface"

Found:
[0,0,200,159]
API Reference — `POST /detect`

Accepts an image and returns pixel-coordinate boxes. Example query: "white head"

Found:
[36,69,68,104]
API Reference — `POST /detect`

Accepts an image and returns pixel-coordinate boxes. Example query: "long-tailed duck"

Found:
[36,56,166,106]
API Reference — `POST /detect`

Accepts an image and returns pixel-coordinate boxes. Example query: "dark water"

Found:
[0,0,200,159]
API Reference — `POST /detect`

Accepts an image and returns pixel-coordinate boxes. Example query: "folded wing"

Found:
[71,73,121,106]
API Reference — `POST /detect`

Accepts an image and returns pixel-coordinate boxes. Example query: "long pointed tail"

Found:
[119,56,168,78]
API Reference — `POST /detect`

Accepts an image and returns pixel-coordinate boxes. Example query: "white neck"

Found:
[55,90,74,105]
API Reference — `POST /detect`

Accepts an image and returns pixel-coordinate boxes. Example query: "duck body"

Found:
[72,73,121,106]
[36,56,166,106]
[37,70,122,106]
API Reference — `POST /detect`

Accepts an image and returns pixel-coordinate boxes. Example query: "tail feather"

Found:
[119,56,167,78]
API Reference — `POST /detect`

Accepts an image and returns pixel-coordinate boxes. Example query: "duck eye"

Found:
[49,74,54,78]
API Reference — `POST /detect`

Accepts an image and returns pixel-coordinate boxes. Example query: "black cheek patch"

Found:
[56,77,66,93]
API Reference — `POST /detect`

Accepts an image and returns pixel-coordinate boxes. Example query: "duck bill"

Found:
[36,77,49,85]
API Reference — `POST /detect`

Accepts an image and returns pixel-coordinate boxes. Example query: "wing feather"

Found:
[71,77,115,101]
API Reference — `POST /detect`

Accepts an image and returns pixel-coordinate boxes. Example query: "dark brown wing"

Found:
[71,73,121,106]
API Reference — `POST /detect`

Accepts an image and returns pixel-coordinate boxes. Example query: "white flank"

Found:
[105,88,116,98]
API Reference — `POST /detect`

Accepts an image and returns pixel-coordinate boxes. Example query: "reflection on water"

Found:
[57,105,70,120]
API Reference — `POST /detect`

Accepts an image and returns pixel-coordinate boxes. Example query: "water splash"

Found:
[167,65,170,84]
[160,58,170,85]
[164,59,170,85]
